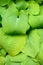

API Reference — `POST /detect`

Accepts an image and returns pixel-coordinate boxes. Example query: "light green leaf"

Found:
[0,0,10,6]
[0,48,6,56]
[5,55,21,65]
[16,1,28,10]
[36,42,43,65]
[15,10,30,34]
[0,46,1,49]
[7,2,18,15]
[29,15,43,28]
[0,15,2,27]
[35,0,43,4]
[40,6,43,15]
[37,29,43,42]
[22,29,40,58]
[5,61,21,65]
[6,53,27,62]
[21,57,40,65]
[0,28,26,56]
[27,1,40,15]
[16,0,25,2]
[2,10,30,34]
[0,7,6,16]
[0,56,5,65]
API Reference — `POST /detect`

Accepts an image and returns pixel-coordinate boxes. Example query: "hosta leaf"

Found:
[0,0,10,6]
[15,10,30,34]
[2,14,17,34]
[5,54,21,65]
[2,2,18,34]
[27,1,40,15]
[0,56,5,65]
[16,1,28,10]
[2,10,30,34]
[6,53,27,62]
[36,42,43,65]
[0,28,26,56]
[5,60,21,65]
[29,15,43,28]
[5,35,26,56]
[22,29,40,58]
[37,29,43,42]
[8,2,18,15]
[0,7,6,16]
[35,0,43,4]
[0,48,6,56]
[21,57,40,65]
[40,6,43,15]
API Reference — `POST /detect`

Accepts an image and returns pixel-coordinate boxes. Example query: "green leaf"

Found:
[0,48,6,56]
[2,2,19,34]
[0,0,10,6]
[15,10,30,34]
[21,57,40,65]
[35,0,43,4]
[36,42,43,65]
[5,36,26,56]
[22,29,40,58]
[5,61,21,65]
[37,29,43,42]
[0,46,1,49]
[0,56,5,65]
[16,1,28,10]
[5,55,21,65]
[2,10,30,34]
[7,2,18,15]
[16,0,25,2]
[6,53,27,62]
[2,14,17,34]
[27,1,40,15]
[0,15,2,27]
[40,6,43,15]
[0,7,6,16]
[29,15,43,28]
[0,28,26,56]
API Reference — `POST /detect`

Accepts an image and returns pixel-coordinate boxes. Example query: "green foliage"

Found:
[0,0,10,6]
[27,1,40,15]
[22,29,40,58]
[0,0,43,65]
